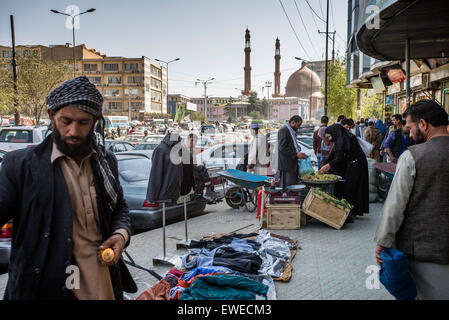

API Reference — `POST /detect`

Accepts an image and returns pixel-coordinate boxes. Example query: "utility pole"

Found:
[265,81,272,120]
[323,0,330,117]
[10,15,19,125]
[196,78,214,122]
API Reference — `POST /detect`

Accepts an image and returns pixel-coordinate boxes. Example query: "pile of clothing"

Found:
[137,230,298,300]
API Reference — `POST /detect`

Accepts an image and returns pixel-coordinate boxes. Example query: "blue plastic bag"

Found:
[298,157,314,175]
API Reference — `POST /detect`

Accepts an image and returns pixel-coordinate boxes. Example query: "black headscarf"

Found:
[325,124,351,153]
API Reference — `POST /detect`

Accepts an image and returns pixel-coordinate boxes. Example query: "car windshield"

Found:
[124,135,144,142]
[118,157,151,182]
[134,143,158,150]
[144,136,164,143]
[0,129,32,143]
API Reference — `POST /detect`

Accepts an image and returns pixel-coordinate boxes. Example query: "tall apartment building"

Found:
[0,43,167,120]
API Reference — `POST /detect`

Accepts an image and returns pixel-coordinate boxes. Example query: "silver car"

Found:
[0,126,50,152]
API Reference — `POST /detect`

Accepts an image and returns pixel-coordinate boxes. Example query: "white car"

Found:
[0,126,51,152]
[197,143,249,169]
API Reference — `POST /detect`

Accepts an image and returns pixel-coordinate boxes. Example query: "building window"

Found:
[130,102,142,110]
[108,102,122,110]
[2,51,12,58]
[104,63,119,71]
[125,88,139,96]
[128,76,143,84]
[108,76,122,84]
[84,64,98,71]
[105,89,120,97]
[151,78,161,90]
[125,63,139,71]
[150,65,162,78]
[151,91,162,102]
[87,76,101,85]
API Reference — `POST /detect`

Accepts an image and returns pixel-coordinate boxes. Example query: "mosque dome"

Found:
[284,62,321,99]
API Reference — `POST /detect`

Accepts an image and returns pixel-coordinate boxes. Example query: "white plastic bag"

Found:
[357,137,374,157]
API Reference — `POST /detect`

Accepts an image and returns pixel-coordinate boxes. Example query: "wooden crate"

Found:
[266,203,301,230]
[302,189,350,230]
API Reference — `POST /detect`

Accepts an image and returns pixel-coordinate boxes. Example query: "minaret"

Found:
[242,28,253,97]
[273,38,282,97]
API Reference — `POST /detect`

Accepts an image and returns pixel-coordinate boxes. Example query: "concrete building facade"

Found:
[0,43,168,120]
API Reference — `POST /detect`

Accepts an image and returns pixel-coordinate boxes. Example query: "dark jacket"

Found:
[277,125,299,173]
[0,135,136,300]
[146,133,183,203]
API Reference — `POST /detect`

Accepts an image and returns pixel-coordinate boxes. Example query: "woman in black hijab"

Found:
[318,124,369,222]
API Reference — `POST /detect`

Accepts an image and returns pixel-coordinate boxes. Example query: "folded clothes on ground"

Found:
[179,274,269,300]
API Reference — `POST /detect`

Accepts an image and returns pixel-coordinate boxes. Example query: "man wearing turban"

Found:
[0,76,136,300]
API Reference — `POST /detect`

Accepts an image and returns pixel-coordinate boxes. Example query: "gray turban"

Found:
[46,76,103,117]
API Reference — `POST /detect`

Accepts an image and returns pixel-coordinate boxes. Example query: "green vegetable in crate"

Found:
[312,188,354,210]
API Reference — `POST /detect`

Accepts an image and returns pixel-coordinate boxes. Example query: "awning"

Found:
[356,0,449,61]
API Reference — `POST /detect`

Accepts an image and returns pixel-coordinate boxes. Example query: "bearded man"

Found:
[374,99,449,299]
[0,76,136,300]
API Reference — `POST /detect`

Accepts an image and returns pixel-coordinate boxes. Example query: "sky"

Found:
[1,0,348,99]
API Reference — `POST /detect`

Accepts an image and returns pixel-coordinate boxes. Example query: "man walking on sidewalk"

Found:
[374,100,449,299]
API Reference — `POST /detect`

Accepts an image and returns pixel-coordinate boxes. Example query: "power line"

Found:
[318,0,325,20]
[278,0,311,60]
[304,0,326,23]
[294,0,320,59]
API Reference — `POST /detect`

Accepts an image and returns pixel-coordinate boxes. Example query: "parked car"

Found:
[197,142,249,169]
[104,140,135,153]
[0,148,11,265]
[133,142,160,151]
[116,153,206,232]
[0,221,12,266]
[123,134,145,146]
[143,134,166,143]
[0,126,51,152]
[0,149,7,162]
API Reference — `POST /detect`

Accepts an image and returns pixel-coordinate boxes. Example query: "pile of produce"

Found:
[311,188,354,210]
[301,173,340,181]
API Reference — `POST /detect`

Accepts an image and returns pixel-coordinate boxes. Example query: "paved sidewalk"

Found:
[0,202,393,300]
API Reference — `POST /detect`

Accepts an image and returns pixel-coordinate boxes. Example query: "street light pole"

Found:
[196,78,214,122]
[51,8,96,78]
[155,58,180,115]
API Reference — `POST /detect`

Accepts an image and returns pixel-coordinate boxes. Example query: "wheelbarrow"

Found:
[217,169,274,212]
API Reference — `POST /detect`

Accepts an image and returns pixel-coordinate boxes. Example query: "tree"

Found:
[261,98,269,119]
[0,67,15,120]
[324,55,358,121]
[15,56,71,124]
[247,92,260,114]
[360,89,383,120]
